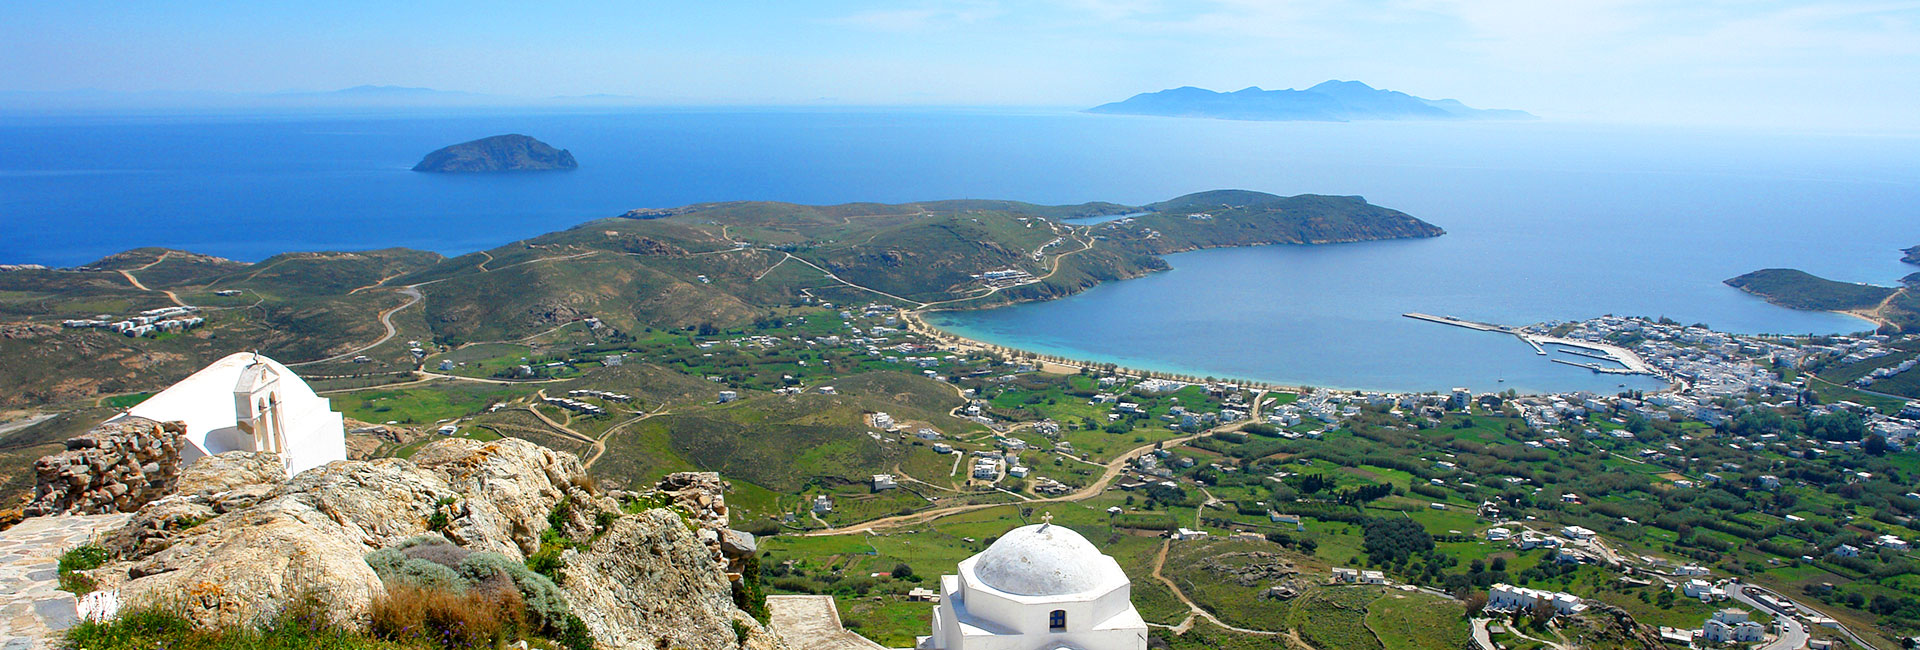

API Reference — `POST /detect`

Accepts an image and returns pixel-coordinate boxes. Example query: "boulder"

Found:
[174,451,287,499]
[117,503,388,629]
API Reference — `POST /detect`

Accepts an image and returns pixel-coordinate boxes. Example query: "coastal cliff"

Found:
[413,134,577,172]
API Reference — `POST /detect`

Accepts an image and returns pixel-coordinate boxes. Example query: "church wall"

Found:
[281,404,347,476]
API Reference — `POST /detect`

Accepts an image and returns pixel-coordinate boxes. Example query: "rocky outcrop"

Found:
[100,451,285,559]
[25,417,187,516]
[100,438,574,628]
[113,457,459,628]
[81,438,784,649]
[1197,550,1298,587]
[411,437,585,558]
[561,510,782,650]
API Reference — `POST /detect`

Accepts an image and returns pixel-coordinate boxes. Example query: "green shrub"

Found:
[365,551,464,592]
[427,498,455,533]
[57,544,111,595]
[456,552,574,639]
[556,614,594,650]
[363,537,594,650]
[733,555,770,623]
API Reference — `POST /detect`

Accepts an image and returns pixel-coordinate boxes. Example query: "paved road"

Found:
[1730,585,1814,650]
[0,414,57,438]
[1470,618,1496,650]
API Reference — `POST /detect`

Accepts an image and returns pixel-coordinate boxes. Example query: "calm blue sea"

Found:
[2,108,1914,392]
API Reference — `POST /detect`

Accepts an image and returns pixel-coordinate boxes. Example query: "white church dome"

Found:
[969,522,1117,596]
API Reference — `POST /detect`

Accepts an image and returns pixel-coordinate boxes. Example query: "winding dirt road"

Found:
[116,252,187,308]
[290,285,422,366]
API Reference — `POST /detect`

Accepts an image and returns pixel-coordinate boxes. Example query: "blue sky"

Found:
[3,1,1918,128]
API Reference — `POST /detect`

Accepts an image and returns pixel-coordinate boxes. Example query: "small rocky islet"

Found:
[412,134,577,172]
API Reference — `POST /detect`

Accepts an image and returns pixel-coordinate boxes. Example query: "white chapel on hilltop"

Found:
[919,517,1148,650]
[112,352,347,476]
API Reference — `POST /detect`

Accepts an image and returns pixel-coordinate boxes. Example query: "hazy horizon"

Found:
[3,2,1918,131]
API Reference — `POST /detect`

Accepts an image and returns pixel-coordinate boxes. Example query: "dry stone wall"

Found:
[24,418,187,517]
[652,471,757,577]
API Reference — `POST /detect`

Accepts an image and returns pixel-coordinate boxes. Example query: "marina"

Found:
[1403,313,1657,377]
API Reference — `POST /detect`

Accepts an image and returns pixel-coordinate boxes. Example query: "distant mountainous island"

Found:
[1725,247,1920,333]
[413,134,577,173]
[1088,80,1534,122]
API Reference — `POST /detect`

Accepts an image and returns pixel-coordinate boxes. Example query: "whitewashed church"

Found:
[112,352,347,475]
[918,517,1148,650]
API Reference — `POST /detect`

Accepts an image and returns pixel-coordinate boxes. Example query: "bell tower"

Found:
[232,354,287,458]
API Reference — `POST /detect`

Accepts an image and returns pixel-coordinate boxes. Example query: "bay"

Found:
[1,108,1913,392]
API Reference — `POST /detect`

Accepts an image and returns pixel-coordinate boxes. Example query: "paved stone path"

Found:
[0,515,130,650]
[766,595,893,650]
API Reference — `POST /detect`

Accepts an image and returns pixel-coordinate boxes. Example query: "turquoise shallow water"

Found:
[1,109,1912,392]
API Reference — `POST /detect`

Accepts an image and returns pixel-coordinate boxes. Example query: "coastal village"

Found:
[611,301,1920,649]
[9,265,1920,649]
[2,224,1916,650]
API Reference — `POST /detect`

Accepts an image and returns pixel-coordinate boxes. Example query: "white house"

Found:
[115,352,345,476]
[918,520,1147,650]
[1702,617,1765,643]
[1561,525,1597,540]
[1833,544,1860,558]
[1682,579,1724,600]
[873,474,898,491]
[1487,584,1582,615]
[1517,531,1563,550]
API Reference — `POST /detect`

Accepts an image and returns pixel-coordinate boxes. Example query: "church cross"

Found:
[1041,512,1053,527]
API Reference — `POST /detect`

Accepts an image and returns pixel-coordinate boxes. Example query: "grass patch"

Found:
[64,602,409,650]
[57,544,110,594]
[1365,591,1467,650]
[1290,586,1386,650]
[100,392,154,409]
